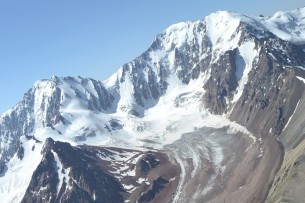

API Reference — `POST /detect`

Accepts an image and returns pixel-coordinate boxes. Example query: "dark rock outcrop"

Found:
[21,139,179,203]
[203,50,238,114]
[16,142,24,160]
[0,161,5,175]
[140,152,160,172]
[22,138,124,203]
[138,177,169,203]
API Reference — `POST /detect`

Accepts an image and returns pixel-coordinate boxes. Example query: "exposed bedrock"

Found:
[21,138,180,203]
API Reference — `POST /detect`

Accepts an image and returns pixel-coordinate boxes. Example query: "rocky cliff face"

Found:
[0,76,114,170]
[231,37,305,136]
[21,138,125,203]
[1,7,305,203]
[21,138,178,203]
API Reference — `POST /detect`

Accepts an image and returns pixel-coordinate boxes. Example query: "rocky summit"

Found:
[1,7,305,203]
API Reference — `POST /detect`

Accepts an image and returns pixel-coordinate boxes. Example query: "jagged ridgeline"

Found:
[1,8,305,203]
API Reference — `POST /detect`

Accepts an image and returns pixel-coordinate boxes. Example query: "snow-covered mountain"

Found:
[1,7,305,203]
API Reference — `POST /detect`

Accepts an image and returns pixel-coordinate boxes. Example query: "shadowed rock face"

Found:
[21,138,179,203]
[0,161,5,175]
[200,30,305,137]
[138,177,169,203]
[203,50,238,114]
[21,138,125,203]
[230,39,305,137]
[21,146,59,203]
[140,153,160,172]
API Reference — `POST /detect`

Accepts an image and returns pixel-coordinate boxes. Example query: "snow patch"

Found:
[297,76,305,84]
[0,136,43,203]
[52,150,71,194]
[283,99,300,131]
[232,41,258,103]
[205,11,242,61]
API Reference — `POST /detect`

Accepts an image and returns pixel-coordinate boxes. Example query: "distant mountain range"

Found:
[1,7,305,203]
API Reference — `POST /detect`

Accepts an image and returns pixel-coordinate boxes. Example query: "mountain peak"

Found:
[1,8,305,202]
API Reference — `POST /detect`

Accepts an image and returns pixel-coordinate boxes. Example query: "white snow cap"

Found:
[205,8,305,45]
[263,7,305,44]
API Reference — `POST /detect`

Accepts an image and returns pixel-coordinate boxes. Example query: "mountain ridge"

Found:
[1,7,305,202]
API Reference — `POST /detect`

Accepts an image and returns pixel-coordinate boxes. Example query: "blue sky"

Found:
[0,0,304,114]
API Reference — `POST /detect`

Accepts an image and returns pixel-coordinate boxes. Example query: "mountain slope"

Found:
[1,7,305,203]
